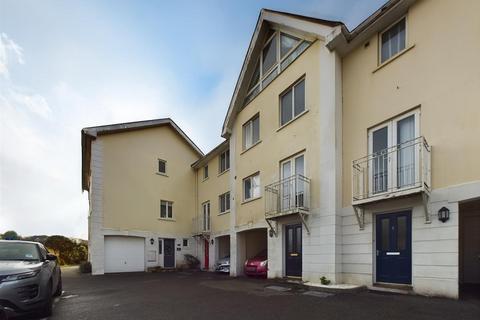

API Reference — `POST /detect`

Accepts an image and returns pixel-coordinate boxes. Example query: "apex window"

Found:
[160,200,173,219]
[380,17,406,64]
[243,114,260,150]
[243,173,260,201]
[219,192,230,214]
[280,78,305,126]
[219,149,230,173]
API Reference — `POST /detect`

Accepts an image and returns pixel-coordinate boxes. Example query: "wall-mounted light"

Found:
[150,238,155,245]
[211,239,214,245]
[438,207,450,223]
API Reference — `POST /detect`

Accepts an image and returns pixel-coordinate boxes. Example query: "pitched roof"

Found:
[221,9,344,138]
[191,139,229,169]
[81,118,203,191]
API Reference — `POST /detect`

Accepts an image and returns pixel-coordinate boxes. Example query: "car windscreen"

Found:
[0,242,41,261]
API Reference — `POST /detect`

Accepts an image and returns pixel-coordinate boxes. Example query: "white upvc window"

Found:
[160,200,173,219]
[202,201,210,231]
[219,149,230,173]
[242,114,260,150]
[243,173,261,201]
[219,192,230,214]
[280,78,305,126]
[368,109,420,195]
[157,159,167,175]
[380,17,406,64]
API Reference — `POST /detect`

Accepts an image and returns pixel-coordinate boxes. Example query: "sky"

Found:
[0,0,386,239]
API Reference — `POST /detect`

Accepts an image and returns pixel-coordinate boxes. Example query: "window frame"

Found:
[203,165,209,180]
[202,201,211,231]
[243,172,261,202]
[242,113,260,151]
[367,108,420,196]
[279,77,306,127]
[378,15,408,65]
[160,200,174,220]
[246,30,307,99]
[219,191,231,214]
[157,159,167,175]
[219,149,230,174]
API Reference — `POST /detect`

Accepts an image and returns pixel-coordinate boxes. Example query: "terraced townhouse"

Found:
[81,0,480,299]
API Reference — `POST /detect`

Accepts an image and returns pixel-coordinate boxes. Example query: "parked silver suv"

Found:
[0,240,62,318]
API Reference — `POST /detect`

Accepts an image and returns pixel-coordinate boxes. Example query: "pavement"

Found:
[22,267,480,320]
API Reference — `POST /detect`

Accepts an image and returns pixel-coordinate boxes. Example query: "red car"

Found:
[244,249,268,277]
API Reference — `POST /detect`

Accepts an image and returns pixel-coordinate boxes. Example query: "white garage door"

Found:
[104,236,145,273]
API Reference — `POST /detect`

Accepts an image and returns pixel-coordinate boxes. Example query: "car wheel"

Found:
[54,275,63,297]
[39,282,53,317]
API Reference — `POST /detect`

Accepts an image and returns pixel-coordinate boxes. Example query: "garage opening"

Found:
[214,235,230,274]
[104,236,145,273]
[236,228,267,277]
[459,199,480,300]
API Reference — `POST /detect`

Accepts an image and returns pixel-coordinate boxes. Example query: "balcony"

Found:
[264,174,311,234]
[192,216,210,241]
[352,136,431,206]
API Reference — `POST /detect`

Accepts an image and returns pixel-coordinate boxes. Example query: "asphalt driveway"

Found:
[32,267,480,320]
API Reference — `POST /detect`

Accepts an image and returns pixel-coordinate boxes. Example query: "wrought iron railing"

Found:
[352,136,431,204]
[265,174,310,219]
[192,215,210,236]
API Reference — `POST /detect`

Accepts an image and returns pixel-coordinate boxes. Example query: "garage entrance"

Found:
[459,199,480,299]
[104,236,145,273]
[236,228,267,275]
[216,235,230,261]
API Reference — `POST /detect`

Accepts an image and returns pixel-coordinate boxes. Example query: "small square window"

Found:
[219,191,231,213]
[203,165,209,180]
[243,115,260,150]
[158,159,166,174]
[243,173,260,201]
[183,239,188,247]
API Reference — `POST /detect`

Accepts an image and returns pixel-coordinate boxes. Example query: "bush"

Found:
[183,254,200,269]
[320,276,331,285]
[79,261,92,274]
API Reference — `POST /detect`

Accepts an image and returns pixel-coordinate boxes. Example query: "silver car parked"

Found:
[0,240,62,318]
[214,255,230,273]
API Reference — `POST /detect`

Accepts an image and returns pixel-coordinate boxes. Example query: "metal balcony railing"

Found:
[192,215,210,237]
[352,136,431,205]
[265,174,310,219]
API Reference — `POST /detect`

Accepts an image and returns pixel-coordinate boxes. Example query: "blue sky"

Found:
[0,0,386,239]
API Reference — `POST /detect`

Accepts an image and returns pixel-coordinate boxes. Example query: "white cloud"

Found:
[0,33,25,78]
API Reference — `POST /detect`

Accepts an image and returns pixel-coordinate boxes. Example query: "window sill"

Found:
[218,169,230,177]
[276,109,309,132]
[202,177,209,182]
[241,196,262,205]
[218,210,230,216]
[240,140,262,155]
[373,44,415,73]
[156,172,168,177]
[158,218,175,222]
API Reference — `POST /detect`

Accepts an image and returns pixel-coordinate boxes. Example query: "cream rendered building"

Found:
[82,0,480,299]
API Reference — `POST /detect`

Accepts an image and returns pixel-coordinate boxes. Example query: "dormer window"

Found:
[244,30,310,106]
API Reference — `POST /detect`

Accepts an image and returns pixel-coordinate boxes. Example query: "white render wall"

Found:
[341,181,480,299]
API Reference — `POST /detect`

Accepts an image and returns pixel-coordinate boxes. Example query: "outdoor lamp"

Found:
[438,207,450,223]
[150,238,155,245]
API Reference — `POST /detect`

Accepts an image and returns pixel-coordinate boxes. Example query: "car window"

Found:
[38,244,47,260]
[0,242,41,261]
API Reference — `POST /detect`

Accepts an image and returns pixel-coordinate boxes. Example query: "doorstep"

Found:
[304,282,366,294]
[368,283,414,295]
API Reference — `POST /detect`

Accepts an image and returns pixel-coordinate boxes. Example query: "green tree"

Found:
[2,230,20,240]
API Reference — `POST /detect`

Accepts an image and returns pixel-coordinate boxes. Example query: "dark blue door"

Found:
[376,211,412,284]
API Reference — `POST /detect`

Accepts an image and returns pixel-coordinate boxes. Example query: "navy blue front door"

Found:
[376,211,412,284]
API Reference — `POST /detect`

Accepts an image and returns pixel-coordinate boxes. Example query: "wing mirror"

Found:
[46,253,58,261]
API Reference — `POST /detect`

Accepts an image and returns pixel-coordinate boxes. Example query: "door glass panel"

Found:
[397,115,415,188]
[381,218,390,251]
[397,216,407,251]
[281,161,292,210]
[295,226,302,253]
[372,127,389,194]
[287,228,293,253]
